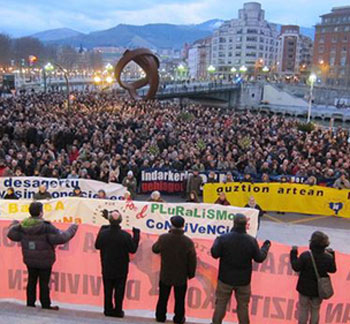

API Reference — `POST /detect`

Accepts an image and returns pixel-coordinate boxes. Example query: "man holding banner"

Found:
[7,202,78,310]
[211,214,271,324]
[152,216,197,324]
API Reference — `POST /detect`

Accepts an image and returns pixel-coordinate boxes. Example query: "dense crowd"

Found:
[1,91,350,189]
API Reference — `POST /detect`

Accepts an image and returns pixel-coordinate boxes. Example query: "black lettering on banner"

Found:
[8,269,23,290]
[278,254,297,276]
[347,270,350,281]
[68,273,80,294]
[342,304,350,322]
[325,303,344,323]
[201,287,215,309]
[263,296,271,318]
[126,280,141,300]
[271,297,285,319]
[286,299,294,320]
[90,275,101,296]
[259,253,276,274]
[50,271,60,292]
[250,295,263,315]
[83,233,97,253]
[187,287,201,309]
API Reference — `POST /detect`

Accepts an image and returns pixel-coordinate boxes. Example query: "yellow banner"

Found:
[203,182,350,218]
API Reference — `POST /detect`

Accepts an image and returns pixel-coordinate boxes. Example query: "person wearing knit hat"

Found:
[152,215,197,324]
[95,209,140,318]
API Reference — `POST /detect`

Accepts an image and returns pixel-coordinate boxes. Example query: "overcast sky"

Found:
[0,0,347,36]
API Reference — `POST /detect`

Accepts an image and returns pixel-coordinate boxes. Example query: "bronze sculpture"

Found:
[115,48,160,100]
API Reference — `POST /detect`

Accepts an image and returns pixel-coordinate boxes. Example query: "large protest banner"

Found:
[203,182,350,218]
[1,220,349,324]
[0,198,259,238]
[0,177,126,200]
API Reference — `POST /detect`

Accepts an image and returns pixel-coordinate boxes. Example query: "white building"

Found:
[211,2,279,77]
[277,25,313,75]
[188,37,212,80]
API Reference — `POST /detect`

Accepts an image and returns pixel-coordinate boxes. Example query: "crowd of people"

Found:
[1,91,350,191]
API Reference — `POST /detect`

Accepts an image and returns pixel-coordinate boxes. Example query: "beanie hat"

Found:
[170,215,185,228]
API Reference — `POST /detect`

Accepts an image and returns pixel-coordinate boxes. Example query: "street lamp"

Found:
[230,67,237,73]
[93,75,102,83]
[239,65,248,74]
[307,73,317,123]
[262,66,269,73]
[106,76,114,84]
[105,63,113,72]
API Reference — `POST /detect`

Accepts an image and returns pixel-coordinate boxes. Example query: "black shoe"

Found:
[115,311,125,318]
[156,317,166,323]
[104,311,116,317]
[43,306,59,311]
[173,317,185,324]
[26,304,35,308]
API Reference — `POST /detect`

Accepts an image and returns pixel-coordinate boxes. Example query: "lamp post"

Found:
[307,73,317,123]
[207,65,216,81]
[44,62,71,113]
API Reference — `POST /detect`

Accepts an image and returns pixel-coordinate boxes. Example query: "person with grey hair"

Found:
[290,231,336,324]
[148,191,165,202]
[122,170,137,199]
[211,214,271,324]
[95,209,140,318]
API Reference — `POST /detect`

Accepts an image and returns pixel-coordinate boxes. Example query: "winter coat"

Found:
[215,198,231,206]
[7,217,78,269]
[4,193,19,200]
[211,227,269,286]
[33,191,52,200]
[122,176,137,199]
[152,228,197,286]
[290,247,337,297]
[187,175,203,196]
[244,203,264,227]
[95,225,140,279]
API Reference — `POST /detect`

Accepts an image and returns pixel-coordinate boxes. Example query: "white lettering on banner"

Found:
[0,198,259,238]
[0,177,126,200]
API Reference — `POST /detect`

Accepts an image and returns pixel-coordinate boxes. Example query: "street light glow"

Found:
[207,65,216,73]
[44,63,54,71]
[105,63,113,71]
[106,76,113,84]
[93,76,101,83]
[262,66,270,73]
[239,65,248,73]
[309,73,317,85]
[230,67,237,73]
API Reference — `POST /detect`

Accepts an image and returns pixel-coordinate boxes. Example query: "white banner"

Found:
[0,198,259,238]
[0,177,126,200]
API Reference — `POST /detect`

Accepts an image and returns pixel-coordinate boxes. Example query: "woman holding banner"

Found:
[290,231,337,324]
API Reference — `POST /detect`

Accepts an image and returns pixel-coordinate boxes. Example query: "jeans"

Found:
[26,266,52,308]
[212,280,251,324]
[156,281,187,323]
[103,276,127,315]
[298,293,322,324]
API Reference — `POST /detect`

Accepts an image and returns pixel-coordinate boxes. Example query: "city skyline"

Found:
[0,0,348,37]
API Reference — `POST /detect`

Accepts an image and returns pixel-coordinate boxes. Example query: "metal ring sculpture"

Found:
[115,48,160,100]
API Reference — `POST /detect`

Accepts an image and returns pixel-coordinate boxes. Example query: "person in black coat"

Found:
[211,214,271,324]
[95,209,140,318]
[4,187,19,199]
[290,231,336,324]
[152,216,197,324]
[7,202,78,310]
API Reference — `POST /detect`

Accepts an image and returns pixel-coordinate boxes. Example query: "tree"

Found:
[0,34,12,66]
[13,37,46,65]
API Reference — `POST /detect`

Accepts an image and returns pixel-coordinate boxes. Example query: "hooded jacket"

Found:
[7,218,78,269]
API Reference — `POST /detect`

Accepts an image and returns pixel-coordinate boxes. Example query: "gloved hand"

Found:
[132,227,141,235]
[292,245,298,251]
[263,240,271,249]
